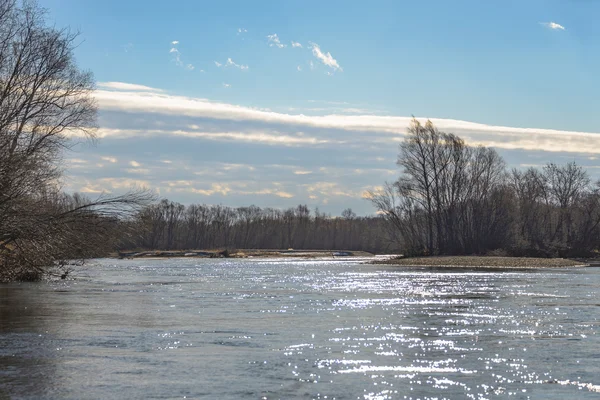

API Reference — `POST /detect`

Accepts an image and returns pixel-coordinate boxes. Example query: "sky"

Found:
[39,0,600,215]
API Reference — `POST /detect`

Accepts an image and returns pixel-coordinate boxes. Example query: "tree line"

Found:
[117,202,396,254]
[369,119,600,258]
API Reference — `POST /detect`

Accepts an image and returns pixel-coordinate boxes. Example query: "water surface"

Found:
[1,258,599,399]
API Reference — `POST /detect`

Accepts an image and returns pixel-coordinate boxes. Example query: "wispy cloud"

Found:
[304,182,357,200]
[267,33,286,48]
[129,160,141,167]
[297,65,302,72]
[291,41,302,48]
[170,41,194,71]
[123,42,134,53]
[222,83,231,88]
[93,87,600,154]
[126,168,151,175]
[541,21,566,30]
[97,82,163,92]
[188,183,232,196]
[237,28,247,34]
[100,156,118,163]
[93,127,332,147]
[309,42,342,71]
[78,177,151,194]
[215,57,249,70]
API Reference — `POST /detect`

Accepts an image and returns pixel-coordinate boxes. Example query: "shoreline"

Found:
[372,255,590,269]
[114,249,375,259]
[111,251,594,269]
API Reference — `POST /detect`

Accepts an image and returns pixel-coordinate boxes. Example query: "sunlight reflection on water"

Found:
[1,258,600,399]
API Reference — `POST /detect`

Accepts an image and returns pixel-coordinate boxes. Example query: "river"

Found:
[1,258,599,399]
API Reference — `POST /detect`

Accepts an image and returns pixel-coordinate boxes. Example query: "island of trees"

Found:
[1,0,599,282]
[369,119,600,259]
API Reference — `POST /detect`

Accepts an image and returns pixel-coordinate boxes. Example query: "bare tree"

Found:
[372,118,600,258]
[0,1,152,281]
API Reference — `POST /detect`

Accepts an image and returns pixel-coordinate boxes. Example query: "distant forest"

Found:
[117,202,395,254]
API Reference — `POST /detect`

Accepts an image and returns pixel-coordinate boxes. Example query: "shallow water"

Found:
[1,258,600,400]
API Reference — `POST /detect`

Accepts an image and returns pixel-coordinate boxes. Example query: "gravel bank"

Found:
[373,256,588,268]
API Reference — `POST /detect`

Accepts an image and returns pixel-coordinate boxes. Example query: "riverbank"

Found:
[115,249,375,259]
[373,256,589,268]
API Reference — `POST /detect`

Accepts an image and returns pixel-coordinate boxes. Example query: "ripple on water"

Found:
[1,258,600,399]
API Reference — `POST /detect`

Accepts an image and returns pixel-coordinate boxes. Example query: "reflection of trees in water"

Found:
[0,285,57,399]
[0,280,161,399]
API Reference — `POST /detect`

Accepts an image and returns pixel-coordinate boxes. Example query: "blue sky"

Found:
[40,0,600,214]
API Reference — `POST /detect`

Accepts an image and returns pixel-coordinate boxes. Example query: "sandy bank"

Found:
[115,249,375,259]
[372,256,589,269]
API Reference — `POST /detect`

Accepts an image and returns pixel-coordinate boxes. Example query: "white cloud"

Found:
[93,87,600,154]
[291,41,302,48]
[304,182,357,198]
[100,156,118,163]
[99,178,151,190]
[94,127,332,147]
[76,177,153,194]
[238,188,294,198]
[170,42,194,71]
[224,57,249,70]
[80,184,105,194]
[309,42,342,71]
[237,28,247,34]
[129,160,141,167]
[309,60,315,70]
[222,83,231,88]
[297,65,302,71]
[267,33,286,48]
[542,21,565,30]
[98,82,164,92]
[214,61,222,67]
[189,183,231,196]
[126,168,151,175]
